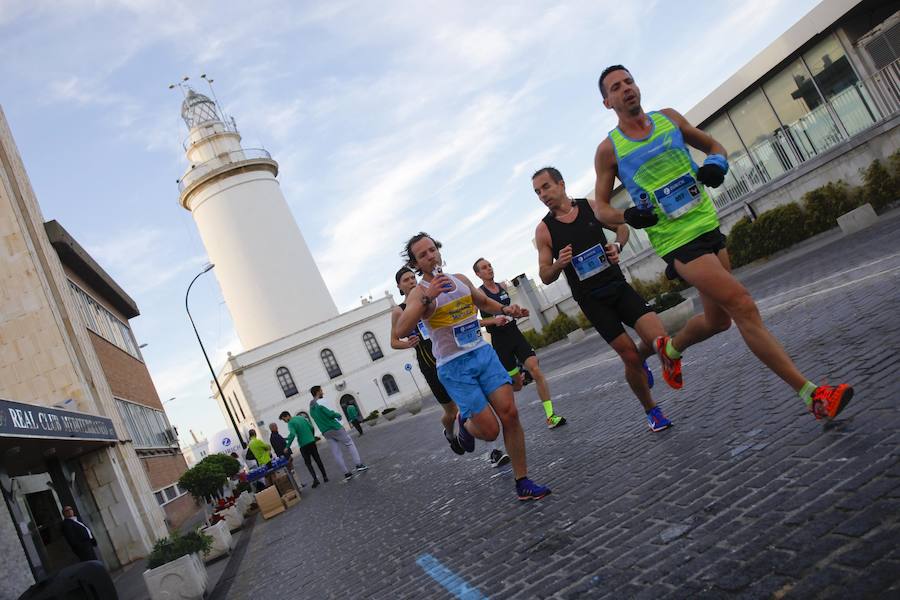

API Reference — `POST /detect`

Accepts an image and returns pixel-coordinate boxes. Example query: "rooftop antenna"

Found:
[167,80,188,97]
[201,73,232,127]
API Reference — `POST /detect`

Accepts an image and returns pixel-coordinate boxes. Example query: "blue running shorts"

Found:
[437,344,512,418]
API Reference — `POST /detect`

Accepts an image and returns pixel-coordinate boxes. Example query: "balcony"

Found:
[178,148,276,195]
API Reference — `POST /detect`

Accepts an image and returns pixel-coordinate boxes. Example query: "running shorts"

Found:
[662,228,727,280]
[419,361,454,405]
[490,327,536,375]
[578,281,654,343]
[437,345,511,418]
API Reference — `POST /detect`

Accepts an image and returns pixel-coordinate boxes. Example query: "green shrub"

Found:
[364,410,380,421]
[382,407,396,415]
[861,158,895,213]
[147,531,213,569]
[179,460,228,501]
[752,202,809,258]
[889,149,900,192]
[652,292,686,313]
[540,313,579,346]
[522,329,544,349]
[801,180,859,236]
[630,273,686,300]
[726,216,757,268]
[576,312,592,330]
[199,453,241,479]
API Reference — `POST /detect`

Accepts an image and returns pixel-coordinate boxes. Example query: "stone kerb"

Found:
[837,202,878,235]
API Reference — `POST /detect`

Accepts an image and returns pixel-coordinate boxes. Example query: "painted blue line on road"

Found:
[416,554,488,600]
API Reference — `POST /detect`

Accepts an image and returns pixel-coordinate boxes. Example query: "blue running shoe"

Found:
[642,360,654,389]
[516,478,551,501]
[456,413,476,453]
[646,406,671,432]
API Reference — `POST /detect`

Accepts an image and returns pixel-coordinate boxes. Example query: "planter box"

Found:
[657,298,694,335]
[837,203,877,235]
[143,552,208,600]
[405,397,423,415]
[236,491,255,515]
[567,329,586,343]
[201,521,234,563]
[220,505,244,532]
[365,418,379,427]
[382,409,398,421]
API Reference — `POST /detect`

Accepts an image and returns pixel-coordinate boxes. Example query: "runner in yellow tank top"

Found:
[590,65,853,422]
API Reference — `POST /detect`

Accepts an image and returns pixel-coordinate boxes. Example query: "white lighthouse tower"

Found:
[178,89,338,349]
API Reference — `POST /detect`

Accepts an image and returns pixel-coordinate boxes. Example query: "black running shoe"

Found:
[490,448,510,468]
[443,428,465,455]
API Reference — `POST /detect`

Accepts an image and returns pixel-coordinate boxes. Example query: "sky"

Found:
[0,0,821,442]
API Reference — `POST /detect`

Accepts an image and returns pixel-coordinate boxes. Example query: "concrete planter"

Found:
[837,203,878,235]
[236,491,255,516]
[220,505,244,532]
[382,408,398,421]
[657,297,694,335]
[405,397,423,415]
[365,418,379,427]
[143,552,208,600]
[200,521,234,563]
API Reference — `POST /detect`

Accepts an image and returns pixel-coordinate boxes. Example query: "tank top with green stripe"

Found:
[608,111,719,257]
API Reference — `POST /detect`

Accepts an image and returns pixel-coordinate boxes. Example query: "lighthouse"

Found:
[177,90,338,350]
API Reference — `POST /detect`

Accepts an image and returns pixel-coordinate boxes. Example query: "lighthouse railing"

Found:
[178,148,273,193]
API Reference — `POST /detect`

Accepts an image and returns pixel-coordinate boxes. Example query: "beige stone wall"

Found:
[0,106,168,566]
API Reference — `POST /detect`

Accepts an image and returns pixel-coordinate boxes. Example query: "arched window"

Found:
[363,331,384,361]
[321,349,342,379]
[382,374,399,396]
[276,367,298,397]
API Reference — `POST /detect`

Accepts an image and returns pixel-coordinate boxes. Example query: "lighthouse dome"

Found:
[181,90,221,129]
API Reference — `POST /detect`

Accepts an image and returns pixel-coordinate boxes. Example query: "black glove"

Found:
[696,164,726,188]
[623,207,658,229]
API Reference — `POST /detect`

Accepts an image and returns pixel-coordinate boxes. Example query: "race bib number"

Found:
[572,243,610,281]
[653,173,702,219]
[416,320,431,340]
[498,290,509,304]
[452,321,482,348]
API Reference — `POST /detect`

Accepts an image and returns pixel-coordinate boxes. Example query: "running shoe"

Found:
[810,384,854,421]
[490,448,511,468]
[354,464,369,472]
[547,414,567,429]
[341,472,353,483]
[646,406,672,432]
[443,427,465,455]
[311,480,320,488]
[655,336,683,390]
[642,360,654,389]
[456,413,476,452]
[516,478,551,501]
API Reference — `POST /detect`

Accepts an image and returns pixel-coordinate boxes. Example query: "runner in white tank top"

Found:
[394,232,551,501]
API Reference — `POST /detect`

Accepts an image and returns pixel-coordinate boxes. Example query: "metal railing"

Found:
[178,148,273,193]
[866,58,900,118]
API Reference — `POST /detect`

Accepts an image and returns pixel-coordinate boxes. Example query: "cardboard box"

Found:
[281,491,300,508]
[272,473,293,496]
[256,486,285,520]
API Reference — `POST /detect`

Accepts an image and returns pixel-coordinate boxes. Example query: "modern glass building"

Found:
[611,0,899,279]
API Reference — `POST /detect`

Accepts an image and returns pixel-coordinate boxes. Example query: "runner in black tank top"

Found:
[533,166,674,433]
[474,258,567,430]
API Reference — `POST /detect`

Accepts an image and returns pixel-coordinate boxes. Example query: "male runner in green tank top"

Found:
[591,64,853,422]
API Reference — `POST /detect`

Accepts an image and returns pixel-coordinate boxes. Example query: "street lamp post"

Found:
[186,263,246,448]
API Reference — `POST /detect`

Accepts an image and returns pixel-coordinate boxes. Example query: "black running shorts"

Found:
[578,281,654,343]
[490,327,537,375]
[419,362,454,405]
[662,228,727,280]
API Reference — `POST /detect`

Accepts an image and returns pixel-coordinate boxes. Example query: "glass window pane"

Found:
[804,34,879,136]
[702,115,761,208]
[154,491,165,505]
[763,60,843,158]
[728,89,800,181]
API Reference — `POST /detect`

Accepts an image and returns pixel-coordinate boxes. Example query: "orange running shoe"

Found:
[654,336,683,390]
[809,384,854,420]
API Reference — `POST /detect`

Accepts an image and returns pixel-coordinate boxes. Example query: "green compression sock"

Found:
[799,381,817,406]
[542,400,554,419]
[665,339,682,360]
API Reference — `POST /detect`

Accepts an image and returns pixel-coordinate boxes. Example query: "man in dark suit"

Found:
[60,505,97,562]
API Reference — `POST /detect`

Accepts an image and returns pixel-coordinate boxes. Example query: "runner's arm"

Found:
[660,108,727,157]
[390,306,418,349]
[591,139,626,225]
[394,287,428,339]
[536,221,569,284]
[602,223,630,249]
[459,274,526,317]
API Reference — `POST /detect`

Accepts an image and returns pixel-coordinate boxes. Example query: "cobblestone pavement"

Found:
[216,212,900,599]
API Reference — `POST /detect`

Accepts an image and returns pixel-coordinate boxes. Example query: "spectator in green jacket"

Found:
[280,411,328,488]
[246,429,272,467]
[310,386,368,482]
[346,403,364,436]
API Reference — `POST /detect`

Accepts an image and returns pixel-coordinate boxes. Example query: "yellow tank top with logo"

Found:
[423,273,486,366]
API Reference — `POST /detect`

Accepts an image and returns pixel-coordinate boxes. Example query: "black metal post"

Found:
[185,264,246,448]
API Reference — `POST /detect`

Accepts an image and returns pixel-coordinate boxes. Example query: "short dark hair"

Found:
[309,385,322,397]
[279,411,291,420]
[395,266,415,286]
[598,65,629,98]
[248,429,256,437]
[532,166,564,183]
[402,232,442,275]
[472,258,487,273]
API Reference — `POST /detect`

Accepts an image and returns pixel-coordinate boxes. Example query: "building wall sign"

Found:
[0,398,116,441]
